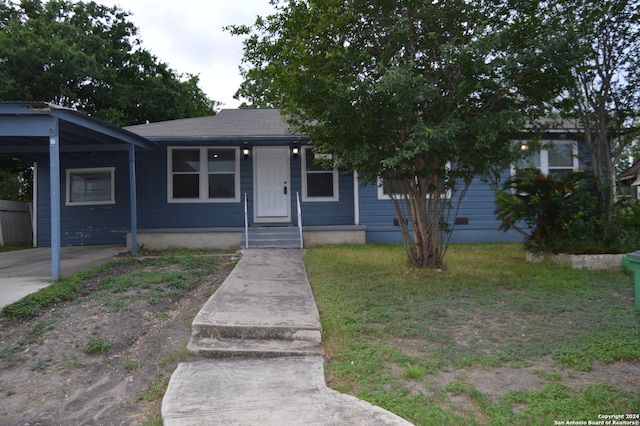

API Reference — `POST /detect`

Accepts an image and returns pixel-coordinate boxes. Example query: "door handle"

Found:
[284,183,287,195]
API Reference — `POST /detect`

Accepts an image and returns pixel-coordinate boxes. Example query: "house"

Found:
[1,102,586,262]
[621,159,640,199]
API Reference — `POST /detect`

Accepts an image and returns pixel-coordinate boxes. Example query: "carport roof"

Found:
[0,101,155,156]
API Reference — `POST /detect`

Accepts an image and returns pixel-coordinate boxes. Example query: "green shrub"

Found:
[495,169,640,254]
[82,333,113,354]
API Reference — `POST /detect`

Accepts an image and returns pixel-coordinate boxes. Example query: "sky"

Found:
[104,1,276,109]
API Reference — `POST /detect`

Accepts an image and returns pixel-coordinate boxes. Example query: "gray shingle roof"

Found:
[124,108,296,139]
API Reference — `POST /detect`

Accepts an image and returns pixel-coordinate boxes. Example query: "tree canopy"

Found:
[0,0,218,126]
[230,0,579,268]
[554,0,640,213]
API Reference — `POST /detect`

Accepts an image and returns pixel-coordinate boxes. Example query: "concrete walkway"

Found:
[0,245,123,309]
[162,249,413,425]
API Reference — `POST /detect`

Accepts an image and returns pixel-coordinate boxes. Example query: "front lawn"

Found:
[304,243,640,425]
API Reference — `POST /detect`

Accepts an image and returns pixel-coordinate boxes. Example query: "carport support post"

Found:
[128,145,138,255]
[49,125,61,281]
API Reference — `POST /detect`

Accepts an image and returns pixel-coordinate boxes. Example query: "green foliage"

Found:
[553,329,640,371]
[139,413,163,426]
[230,0,579,268]
[0,0,217,126]
[0,343,20,359]
[0,275,84,318]
[400,364,426,380]
[496,168,640,253]
[157,340,191,368]
[501,383,639,423]
[1,255,221,319]
[31,356,51,371]
[0,157,32,202]
[124,358,141,372]
[0,244,31,253]
[553,0,640,207]
[82,333,113,354]
[136,374,169,402]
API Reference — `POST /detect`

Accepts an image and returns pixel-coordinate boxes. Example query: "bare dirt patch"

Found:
[0,255,237,425]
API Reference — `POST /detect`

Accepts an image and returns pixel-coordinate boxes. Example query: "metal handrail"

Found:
[296,192,303,249]
[244,192,249,249]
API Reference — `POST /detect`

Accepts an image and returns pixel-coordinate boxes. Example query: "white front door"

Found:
[254,147,290,222]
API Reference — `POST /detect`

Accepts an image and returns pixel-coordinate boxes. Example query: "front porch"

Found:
[126,225,366,250]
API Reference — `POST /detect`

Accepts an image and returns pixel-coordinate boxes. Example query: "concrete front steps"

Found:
[242,224,302,249]
[188,324,323,358]
[186,249,322,359]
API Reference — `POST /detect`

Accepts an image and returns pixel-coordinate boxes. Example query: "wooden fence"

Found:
[0,200,32,246]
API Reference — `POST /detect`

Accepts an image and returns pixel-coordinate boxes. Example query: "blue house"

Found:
[1,103,585,255]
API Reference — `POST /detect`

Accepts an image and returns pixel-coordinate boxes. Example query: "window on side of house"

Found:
[168,147,240,202]
[542,141,578,178]
[302,147,339,201]
[377,178,407,200]
[377,164,452,200]
[513,140,578,179]
[66,167,115,206]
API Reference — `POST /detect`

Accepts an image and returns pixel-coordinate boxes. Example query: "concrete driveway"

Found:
[0,245,125,309]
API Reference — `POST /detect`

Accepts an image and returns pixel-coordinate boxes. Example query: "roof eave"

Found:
[146,135,310,144]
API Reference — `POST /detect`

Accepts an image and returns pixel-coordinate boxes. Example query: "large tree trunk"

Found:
[387,176,467,269]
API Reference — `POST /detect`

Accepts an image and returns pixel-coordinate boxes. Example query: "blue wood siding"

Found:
[137,147,248,229]
[294,168,355,226]
[37,153,132,246]
[138,144,356,230]
[359,175,524,244]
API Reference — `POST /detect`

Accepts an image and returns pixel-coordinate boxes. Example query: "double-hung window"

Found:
[377,164,451,200]
[512,140,579,178]
[168,147,240,202]
[66,167,115,206]
[377,178,408,200]
[541,141,578,178]
[302,147,339,201]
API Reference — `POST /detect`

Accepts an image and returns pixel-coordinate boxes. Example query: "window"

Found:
[302,147,339,201]
[377,164,451,200]
[542,141,578,178]
[377,178,408,200]
[66,167,115,206]
[512,140,578,178]
[168,147,240,202]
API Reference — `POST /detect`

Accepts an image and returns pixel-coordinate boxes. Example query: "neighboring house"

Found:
[0,102,586,252]
[621,159,640,199]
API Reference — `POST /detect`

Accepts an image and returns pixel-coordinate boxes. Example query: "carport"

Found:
[0,102,155,280]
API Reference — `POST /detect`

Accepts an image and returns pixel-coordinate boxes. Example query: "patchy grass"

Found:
[0,249,235,319]
[0,261,123,318]
[82,332,113,355]
[0,245,30,253]
[304,243,640,425]
[117,247,237,257]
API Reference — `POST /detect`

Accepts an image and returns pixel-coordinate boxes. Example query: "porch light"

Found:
[292,144,299,159]
[520,143,529,151]
[243,144,250,159]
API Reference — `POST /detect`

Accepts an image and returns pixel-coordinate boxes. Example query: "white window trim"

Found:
[65,167,115,206]
[301,148,339,202]
[510,140,579,177]
[167,146,240,203]
[377,164,452,200]
[540,140,579,175]
[377,177,403,200]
